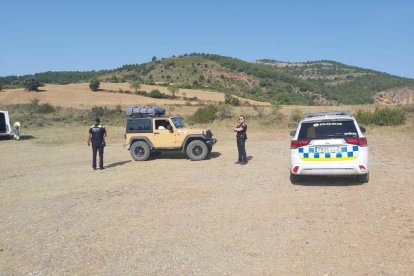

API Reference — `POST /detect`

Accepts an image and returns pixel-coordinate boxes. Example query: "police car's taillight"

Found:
[345,137,368,147]
[291,140,310,149]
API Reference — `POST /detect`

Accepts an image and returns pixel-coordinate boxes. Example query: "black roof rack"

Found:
[126,106,166,117]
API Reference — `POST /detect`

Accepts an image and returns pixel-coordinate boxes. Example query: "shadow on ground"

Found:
[293,176,364,186]
[148,151,221,160]
[105,160,131,168]
[0,135,36,141]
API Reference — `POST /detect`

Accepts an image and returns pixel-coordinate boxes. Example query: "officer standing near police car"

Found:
[233,115,248,165]
[87,118,107,170]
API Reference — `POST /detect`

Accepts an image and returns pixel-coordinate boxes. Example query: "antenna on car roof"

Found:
[305,111,350,118]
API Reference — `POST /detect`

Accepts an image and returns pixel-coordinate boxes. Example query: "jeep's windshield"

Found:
[172,117,185,128]
[298,120,358,140]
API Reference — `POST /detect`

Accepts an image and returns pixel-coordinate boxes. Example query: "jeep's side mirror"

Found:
[290,130,296,137]
[360,127,366,133]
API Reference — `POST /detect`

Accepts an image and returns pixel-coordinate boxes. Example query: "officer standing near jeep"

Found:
[87,118,107,170]
[233,115,248,165]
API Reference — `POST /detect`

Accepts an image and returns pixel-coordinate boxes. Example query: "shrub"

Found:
[290,108,304,125]
[356,107,406,126]
[129,80,141,92]
[89,79,100,91]
[24,77,40,91]
[217,105,233,119]
[224,94,240,106]
[149,89,169,99]
[37,103,55,114]
[190,105,218,123]
[90,106,106,117]
[109,75,119,83]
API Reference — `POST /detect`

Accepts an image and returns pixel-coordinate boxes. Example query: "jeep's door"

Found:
[152,119,177,148]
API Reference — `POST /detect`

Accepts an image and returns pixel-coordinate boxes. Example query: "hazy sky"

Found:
[1,0,413,78]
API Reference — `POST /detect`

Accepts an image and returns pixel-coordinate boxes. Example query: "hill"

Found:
[1,54,414,105]
[256,59,414,104]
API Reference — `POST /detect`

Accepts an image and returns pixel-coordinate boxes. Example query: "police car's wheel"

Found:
[357,173,369,183]
[130,141,150,161]
[290,173,302,184]
[187,140,208,161]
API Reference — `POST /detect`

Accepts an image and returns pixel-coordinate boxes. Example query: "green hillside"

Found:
[257,59,414,104]
[2,54,414,105]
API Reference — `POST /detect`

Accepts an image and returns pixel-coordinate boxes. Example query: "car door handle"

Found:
[154,132,160,135]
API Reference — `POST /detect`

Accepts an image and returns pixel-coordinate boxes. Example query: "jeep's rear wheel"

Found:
[186,140,208,161]
[130,141,151,161]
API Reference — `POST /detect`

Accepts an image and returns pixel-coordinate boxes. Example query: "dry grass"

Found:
[0,83,269,109]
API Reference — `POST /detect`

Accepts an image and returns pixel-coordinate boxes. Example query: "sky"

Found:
[0,0,413,78]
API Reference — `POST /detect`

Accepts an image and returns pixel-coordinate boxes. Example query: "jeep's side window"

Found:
[127,119,152,133]
[155,119,171,130]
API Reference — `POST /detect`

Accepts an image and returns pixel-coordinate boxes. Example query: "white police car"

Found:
[289,111,369,183]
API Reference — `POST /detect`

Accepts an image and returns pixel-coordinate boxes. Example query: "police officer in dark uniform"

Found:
[233,115,248,165]
[87,118,107,170]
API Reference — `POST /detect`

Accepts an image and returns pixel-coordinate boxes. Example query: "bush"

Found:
[217,105,233,119]
[190,105,218,123]
[356,107,406,126]
[224,94,240,106]
[290,108,304,125]
[24,77,40,91]
[90,106,106,117]
[89,79,100,91]
[37,103,55,114]
[287,108,304,127]
[149,89,169,99]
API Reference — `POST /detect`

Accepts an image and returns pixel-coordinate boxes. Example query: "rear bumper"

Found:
[290,149,368,176]
[296,167,367,176]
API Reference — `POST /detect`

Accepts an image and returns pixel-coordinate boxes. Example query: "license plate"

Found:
[315,146,340,153]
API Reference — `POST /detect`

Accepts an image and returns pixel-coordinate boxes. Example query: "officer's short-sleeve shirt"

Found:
[236,123,247,139]
[89,125,106,146]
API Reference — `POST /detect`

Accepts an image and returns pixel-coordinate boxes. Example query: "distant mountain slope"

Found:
[256,59,414,104]
[2,54,413,105]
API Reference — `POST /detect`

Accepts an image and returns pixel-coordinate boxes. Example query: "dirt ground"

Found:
[0,124,413,275]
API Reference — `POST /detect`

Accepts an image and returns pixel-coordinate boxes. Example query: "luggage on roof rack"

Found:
[305,111,350,118]
[126,106,166,117]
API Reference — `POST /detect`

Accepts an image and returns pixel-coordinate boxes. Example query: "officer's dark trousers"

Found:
[237,137,247,162]
[92,145,104,169]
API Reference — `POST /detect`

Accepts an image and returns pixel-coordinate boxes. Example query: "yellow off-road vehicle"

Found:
[124,106,217,161]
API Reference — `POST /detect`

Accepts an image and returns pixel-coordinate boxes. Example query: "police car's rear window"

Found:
[298,120,358,140]
[127,119,152,133]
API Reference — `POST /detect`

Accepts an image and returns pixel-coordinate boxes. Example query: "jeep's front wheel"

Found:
[186,140,208,161]
[130,141,151,161]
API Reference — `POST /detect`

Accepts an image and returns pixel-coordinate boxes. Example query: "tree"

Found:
[168,85,179,98]
[130,80,141,92]
[225,94,240,106]
[24,77,40,91]
[89,79,100,91]
[152,56,157,62]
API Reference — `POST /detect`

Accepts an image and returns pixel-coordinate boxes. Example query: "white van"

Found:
[290,111,369,183]
[0,110,12,138]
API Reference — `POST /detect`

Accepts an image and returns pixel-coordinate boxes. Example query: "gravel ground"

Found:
[0,125,413,275]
